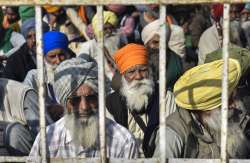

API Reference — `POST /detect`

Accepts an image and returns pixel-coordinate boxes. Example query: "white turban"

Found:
[141,19,186,58]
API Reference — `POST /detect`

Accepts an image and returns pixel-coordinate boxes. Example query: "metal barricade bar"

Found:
[96,5,107,163]
[159,5,167,163]
[35,5,47,163]
[221,3,230,163]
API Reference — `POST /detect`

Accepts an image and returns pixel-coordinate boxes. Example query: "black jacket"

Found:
[106,84,159,157]
[4,43,36,82]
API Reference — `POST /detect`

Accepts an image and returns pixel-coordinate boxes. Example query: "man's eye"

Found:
[127,70,136,74]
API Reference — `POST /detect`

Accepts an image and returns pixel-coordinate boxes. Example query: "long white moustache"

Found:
[120,77,154,112]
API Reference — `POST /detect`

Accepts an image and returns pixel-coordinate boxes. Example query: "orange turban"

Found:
[43,5,61,14]
[113,44,148,74]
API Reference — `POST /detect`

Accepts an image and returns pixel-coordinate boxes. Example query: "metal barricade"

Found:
[0,1,245,163]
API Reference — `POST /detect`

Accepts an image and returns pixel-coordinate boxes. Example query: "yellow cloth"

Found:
[43,5,61,13]
[174,59,241,111]
[91,11,118,37]
[113,43,148,74]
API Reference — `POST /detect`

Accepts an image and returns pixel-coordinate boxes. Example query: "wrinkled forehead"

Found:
[125,64,148,73]
[71,84,96,96]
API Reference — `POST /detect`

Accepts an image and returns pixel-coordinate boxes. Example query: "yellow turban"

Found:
[174,59,241,111]
[113,44,148,74]
[91,11,118,37]
[43,5,61,14]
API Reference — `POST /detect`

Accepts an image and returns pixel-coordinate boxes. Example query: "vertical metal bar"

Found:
[35,6,47,163]
[97,5,106,163]
[221,3,230,163]
[159,5,167,163]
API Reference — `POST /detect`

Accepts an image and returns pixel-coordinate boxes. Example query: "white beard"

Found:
[44,61,58,84]
[202,108,250,158]
[64,112,99,149]
[120,76,154,112]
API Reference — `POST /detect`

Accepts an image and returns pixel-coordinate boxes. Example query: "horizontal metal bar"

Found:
[161,0,250,4]
[230,160,250,163]
[0,0,250,5]
[0,157,248,163]
[0,0,157,5]
[169,159,220,163]
[0,156,30,162]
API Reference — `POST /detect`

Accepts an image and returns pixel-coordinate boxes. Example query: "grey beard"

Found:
[147,48,159,81]
[120,76,154,112]
[202,108,250,158]
[64,112,99,149]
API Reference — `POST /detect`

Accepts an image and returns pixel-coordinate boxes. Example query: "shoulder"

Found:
[106,91,123,110]
[106,91,120,102]
[23,69,38,85]
[10,32,26,46]
[105,118,135,144]
[199,24,217,40]
[46,117,65,133]
[153,126,184,158]
[76,39,96,56]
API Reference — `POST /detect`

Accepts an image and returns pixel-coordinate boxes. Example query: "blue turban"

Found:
[43,31,68,55]
[21,18,49,38]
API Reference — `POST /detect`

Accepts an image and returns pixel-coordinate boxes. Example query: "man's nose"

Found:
[31,36,36,43]
[134,70,143,80]
[78,97,90,114]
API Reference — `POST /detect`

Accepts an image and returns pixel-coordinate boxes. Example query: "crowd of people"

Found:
[0,3,249,161]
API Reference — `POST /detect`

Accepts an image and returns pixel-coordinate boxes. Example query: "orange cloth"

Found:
[2,15,9,29]
[113,44,148,74]
[78,6,88,24]
[166,16,173,24]
[43,5,61,13]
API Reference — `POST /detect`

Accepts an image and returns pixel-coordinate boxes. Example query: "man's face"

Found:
[146,35,160,81]
[147,34,160,50]
[103,23,115,38]
[124,64,149,83]
[65,84,99,148]
[26,29,36,53]
[45,48,68,65]
[66,84,98,121]
[6,7,19,24]
[121,65,154,112]
[230,6,241,21]
[198,105,250,158]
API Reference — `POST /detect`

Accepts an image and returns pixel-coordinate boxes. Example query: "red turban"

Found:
[211,4,224,21]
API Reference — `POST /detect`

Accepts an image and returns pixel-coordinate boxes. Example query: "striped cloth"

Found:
[28,117,139,161]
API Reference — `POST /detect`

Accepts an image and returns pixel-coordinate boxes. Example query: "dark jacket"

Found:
[4,43,36,82]
[106,85,159,157]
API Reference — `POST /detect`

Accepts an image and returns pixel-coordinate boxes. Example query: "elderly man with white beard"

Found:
[153,58,250,158]
[106,43,159,158]
[28,57,138,160]
[23,31,75,121]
